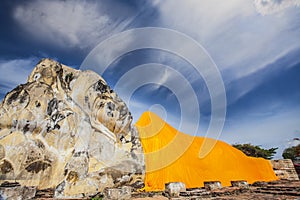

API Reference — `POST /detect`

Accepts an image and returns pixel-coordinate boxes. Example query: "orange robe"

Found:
[136,111,278,191]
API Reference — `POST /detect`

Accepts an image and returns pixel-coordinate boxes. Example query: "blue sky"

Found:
[0,0,300,158]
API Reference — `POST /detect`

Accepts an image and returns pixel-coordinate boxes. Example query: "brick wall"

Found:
[271,159,299,180]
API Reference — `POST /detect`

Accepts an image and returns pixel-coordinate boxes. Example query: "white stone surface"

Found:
[0,59,145,198]
[165,182,186,197]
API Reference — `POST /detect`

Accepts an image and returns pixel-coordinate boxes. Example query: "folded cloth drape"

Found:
[136,111,278,191]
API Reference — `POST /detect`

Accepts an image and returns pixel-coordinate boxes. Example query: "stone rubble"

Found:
[204,181,222,191]
[0,182,36,200]
[165,182,186,197]
[131,180,300,200]
[230,180,249,188]
[22,180,299,199]
[103,186,132,200]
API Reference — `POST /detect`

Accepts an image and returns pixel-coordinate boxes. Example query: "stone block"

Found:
[103,186,131,200]
[231,180,249,188]
[165,182,186,197]
[204,181,222,190]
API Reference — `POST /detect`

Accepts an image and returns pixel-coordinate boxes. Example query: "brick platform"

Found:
[271,159,299,181]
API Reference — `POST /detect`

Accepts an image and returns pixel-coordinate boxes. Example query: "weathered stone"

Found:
[34,188,55,198]
[204,181,222,190]
[231,180,249,188]
[0,58,145,198]
[165,182,186,197]
[0,182,36,200]
[132,180,300,200]
[103,186,132,200]
[251,181,268,187]
[271,159,299,180]
[0,145,4,160]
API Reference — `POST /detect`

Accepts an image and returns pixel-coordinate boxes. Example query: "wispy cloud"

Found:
[154,0,300,79]
[0,58,38,95]
[228,48,300,110]
[254,0,300,15]
[12,0,148,50]
[149,0,300,112]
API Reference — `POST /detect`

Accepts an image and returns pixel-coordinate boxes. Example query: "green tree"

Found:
[232,143,278,160]
[282,144,300,160]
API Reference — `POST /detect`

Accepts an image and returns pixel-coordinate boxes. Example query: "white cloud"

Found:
[157,0,254,39]
[152,0,300,108]
[155,0,300,75]
[0,58,38,95]
[13,1,135,49]
[254,0,300,15]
